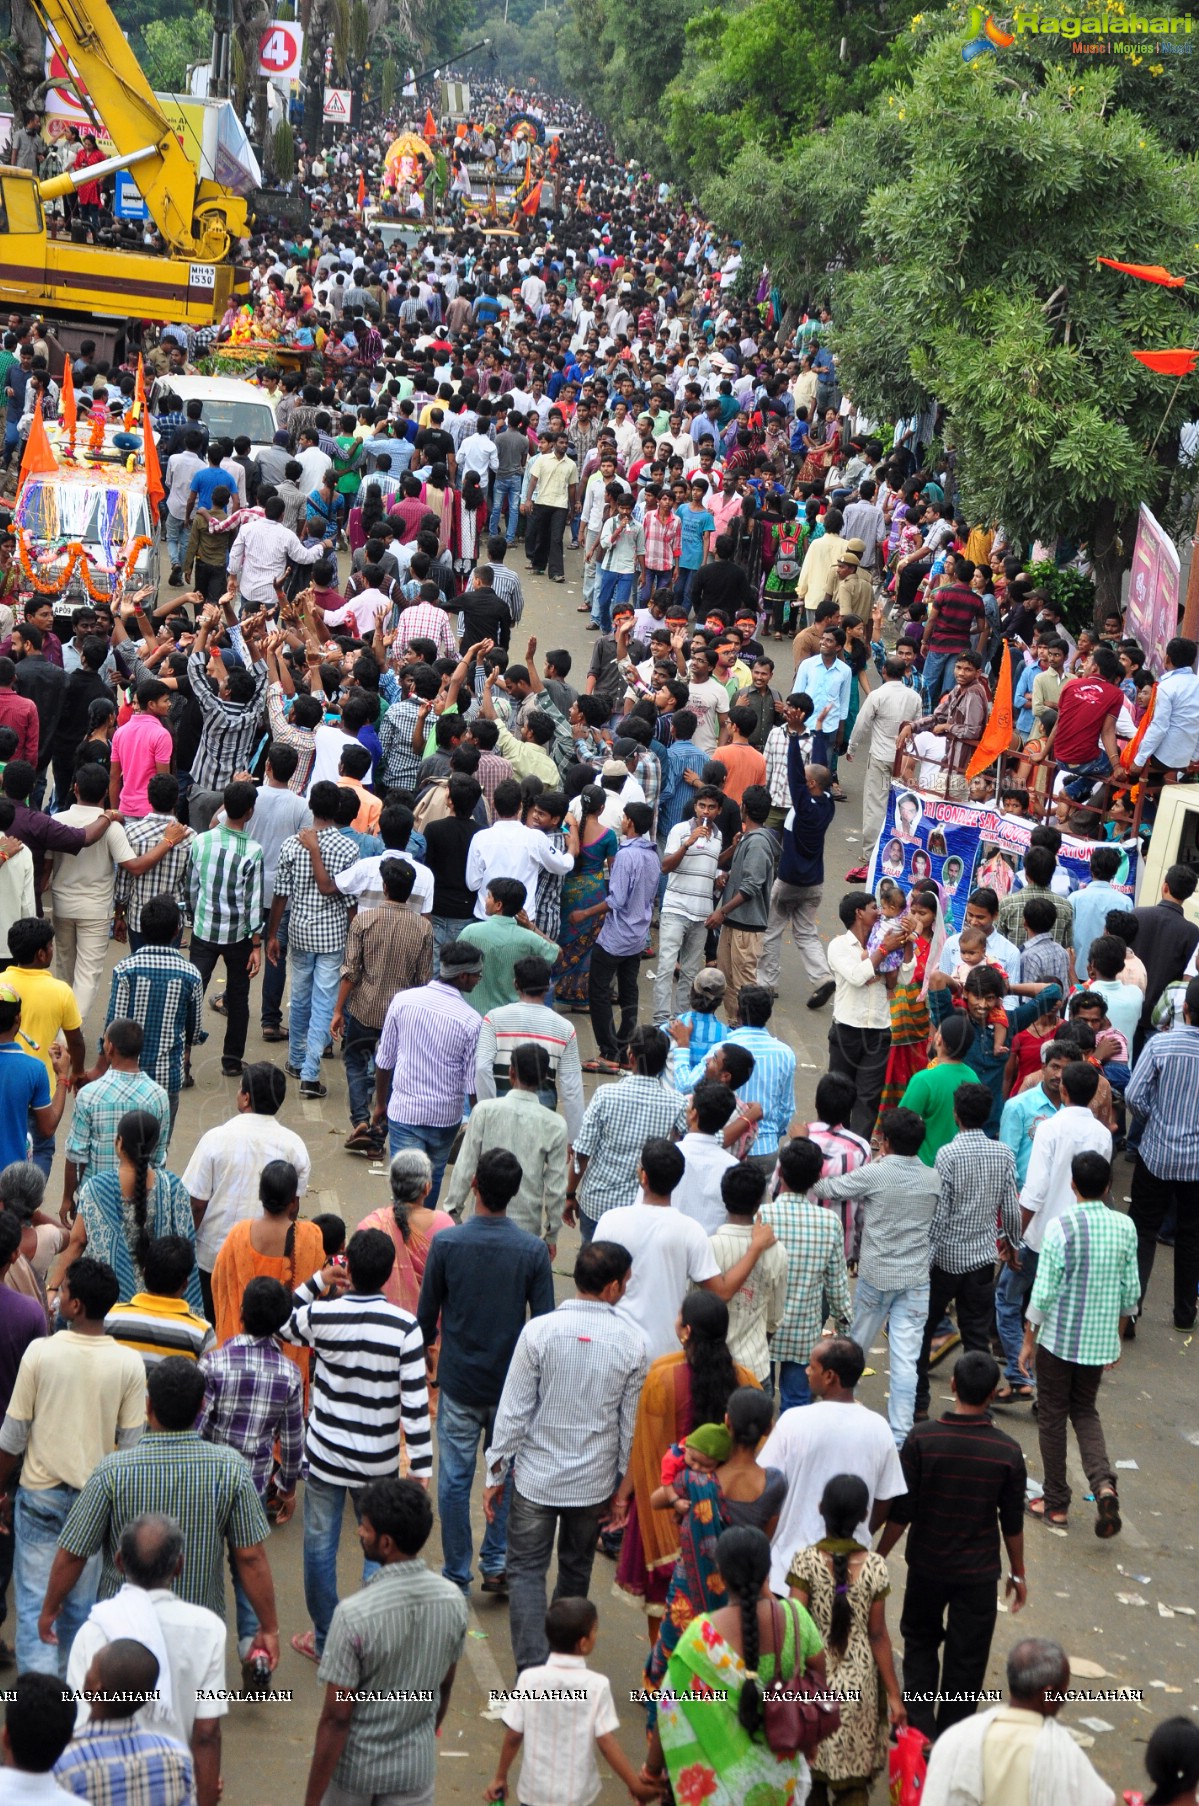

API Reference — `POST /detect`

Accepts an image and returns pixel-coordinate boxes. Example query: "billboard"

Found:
[867,786,1138,933]
[1126,502,1181,677]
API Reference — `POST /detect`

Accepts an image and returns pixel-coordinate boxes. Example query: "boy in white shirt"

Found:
[485,1598,659,1805]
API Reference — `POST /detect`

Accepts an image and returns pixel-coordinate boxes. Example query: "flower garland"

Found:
[16,531,154,601]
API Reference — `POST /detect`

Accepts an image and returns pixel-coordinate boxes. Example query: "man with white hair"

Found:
[922,1637,1113,1806]
[66,1514,226,1806]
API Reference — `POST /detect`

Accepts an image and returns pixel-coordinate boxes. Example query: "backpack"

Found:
[412,775,452,833]
[772,528,802,584]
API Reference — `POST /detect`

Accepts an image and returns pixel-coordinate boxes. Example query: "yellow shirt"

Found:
[4,964,82,1086]
[4,1331,146,1491]
[980,1706,1043,1806]
[527,452,578,511]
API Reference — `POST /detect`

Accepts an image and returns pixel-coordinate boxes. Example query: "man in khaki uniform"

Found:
[832,541,875,626]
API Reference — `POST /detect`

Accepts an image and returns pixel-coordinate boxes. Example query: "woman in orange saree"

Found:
[211,1159,325,1400]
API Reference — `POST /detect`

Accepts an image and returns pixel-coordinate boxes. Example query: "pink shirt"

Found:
[111,713,173,816]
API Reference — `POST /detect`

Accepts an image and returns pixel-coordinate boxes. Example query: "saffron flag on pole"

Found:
[965,641,1014,780]
[142,409,164,519]
[60,358,76,443]
[1132,349,1199,376]
[134,352,147,420]
[16,401,57,497]
[356,169,366,210]
[520,180,543,217]
[1097,258,1186,287]
[423,107,437,140]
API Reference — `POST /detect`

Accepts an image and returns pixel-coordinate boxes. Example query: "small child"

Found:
[311,1213,346,1260]
[485,1598,661,1805]
[1000,788,1031,817]
[953,926,1010,1054]
[654,1421,733,1499]
[867,878,908,992]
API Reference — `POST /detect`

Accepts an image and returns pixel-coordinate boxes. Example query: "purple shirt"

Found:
[0,1286,46,1419]
[597,834,660,958]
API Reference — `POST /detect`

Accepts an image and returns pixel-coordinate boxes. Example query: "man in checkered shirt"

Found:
[267,781,359,1099]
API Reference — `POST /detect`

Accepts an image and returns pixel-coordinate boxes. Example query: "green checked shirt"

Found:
[1026,1196,1140,1367]
[58,1430,269,1619]
[187,823,265,946]
[760,1190,852,1365]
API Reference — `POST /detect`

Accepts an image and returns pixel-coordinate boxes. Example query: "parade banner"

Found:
[1126,501,1181,677]
[867,786,1139,932]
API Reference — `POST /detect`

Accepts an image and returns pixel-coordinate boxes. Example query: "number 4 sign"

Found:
[258,22,304,79]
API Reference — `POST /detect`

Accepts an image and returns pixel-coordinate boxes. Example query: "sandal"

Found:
[994,1384,1034,1404]
[1095,1489,1122,1539]
[1026,1498,1068,1528]
[582,1057,622,1075]
[290,1629,319,1662]
[209,994,227,1017]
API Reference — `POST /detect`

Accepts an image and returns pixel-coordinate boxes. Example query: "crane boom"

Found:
[28,0,247,260]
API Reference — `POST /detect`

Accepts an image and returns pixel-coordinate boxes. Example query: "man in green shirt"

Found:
[1019,1150,1139,1534]
[458,879,559,1017]
[898,1013,975,1165]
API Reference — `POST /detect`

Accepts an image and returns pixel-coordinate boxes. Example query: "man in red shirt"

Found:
[1042,644,1124,798]
[920,558,988,705]
[0,658,37,766]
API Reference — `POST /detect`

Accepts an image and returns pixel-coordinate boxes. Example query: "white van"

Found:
[149,376,279,458]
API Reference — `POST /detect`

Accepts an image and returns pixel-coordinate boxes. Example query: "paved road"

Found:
[75,548,1194,1803]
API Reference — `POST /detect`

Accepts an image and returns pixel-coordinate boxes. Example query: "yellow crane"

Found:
[0,0,251,324]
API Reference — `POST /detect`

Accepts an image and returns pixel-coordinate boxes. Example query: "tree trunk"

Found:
[1088,494,1129,622]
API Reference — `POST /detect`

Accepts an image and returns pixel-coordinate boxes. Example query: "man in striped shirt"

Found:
[187,780,265,1078]
[186,607,269,792]
[103,1236,215,1368]
[284,1229,431,1659]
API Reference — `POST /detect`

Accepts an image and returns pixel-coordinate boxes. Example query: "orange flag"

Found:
[520,180,543,217]
[356,169,366,210]
[142,409,164,519]
[1132,348,1199,375]
[965,640,1014,780]
[134,352,147,419]
[60,358,76,442]
[1097,257,1186,287]
[1121,684,1155,770]
[423,107,437,140]
[16,400,58,497]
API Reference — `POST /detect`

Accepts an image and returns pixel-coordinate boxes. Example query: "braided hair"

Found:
[818,1473,869,1659]
[680,1290,738,1431]
[259,1160,299,1286]
[117,1110,161,1273]
[714,1526,772,1735]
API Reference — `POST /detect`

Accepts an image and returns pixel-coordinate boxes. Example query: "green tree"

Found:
[139,12,213,89]
[706,42,1199,609]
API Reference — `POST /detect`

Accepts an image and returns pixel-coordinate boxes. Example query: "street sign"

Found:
[258,23,304,80]
[113,171,148,222]
[322,87,351,122]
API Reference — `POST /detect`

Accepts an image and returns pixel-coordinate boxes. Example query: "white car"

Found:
[149,375,279,457]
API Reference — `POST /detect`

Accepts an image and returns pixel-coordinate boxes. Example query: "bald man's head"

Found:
[83,1639,160,1719]
[118,1514,184,1591]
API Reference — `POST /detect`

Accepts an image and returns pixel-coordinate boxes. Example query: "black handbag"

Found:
[761,1598,842,1759]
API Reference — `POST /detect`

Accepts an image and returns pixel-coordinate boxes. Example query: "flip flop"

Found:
[1026,1498,1068,1528]
[290,1629,319,1662]
[1095,1489,1122,1539]
[994,1384,1034,1405]
[582,1058,622,1075]
[928,1330,961,1367]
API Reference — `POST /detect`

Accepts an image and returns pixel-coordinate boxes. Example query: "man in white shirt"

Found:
[672,1085,738,1234]
[181,1061,311,1313]
[759,1334,906,1594]
[458,418,499,484]
[296,434,332,493]
[464,782,573,921]
[66,1512,226,1779]
[227,497,330,607]
[652,803,723,1022]
[164,437,205,581]
[337,847,434,916]
[599,1137,775,1361]
[1019,1060,1111,1262]
[827,890,914,1139]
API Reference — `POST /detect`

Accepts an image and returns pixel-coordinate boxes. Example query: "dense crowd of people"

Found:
[0,69,1191,1806]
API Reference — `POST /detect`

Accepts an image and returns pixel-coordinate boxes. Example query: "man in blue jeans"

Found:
[0,1257,145,1675]
[810,1106,940,1448]
[371,938,484,1196]
[417,1148,554,1597]
[284,1230,432,1659]
[266,780,359,1103]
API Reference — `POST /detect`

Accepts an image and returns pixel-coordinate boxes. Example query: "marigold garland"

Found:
[17,531,154,600]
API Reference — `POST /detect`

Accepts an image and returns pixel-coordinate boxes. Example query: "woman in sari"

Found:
[48,1110,202,1314]
[799,409,841,488]
[446,470,489,589]
[615,1291,759,1638]
[879,887,942,1112]
[646,1387,783,1700]
[645,1526,825,1806]
[211,1159,324,1394]
[420,463,452,551]
[555,786,617,1010]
